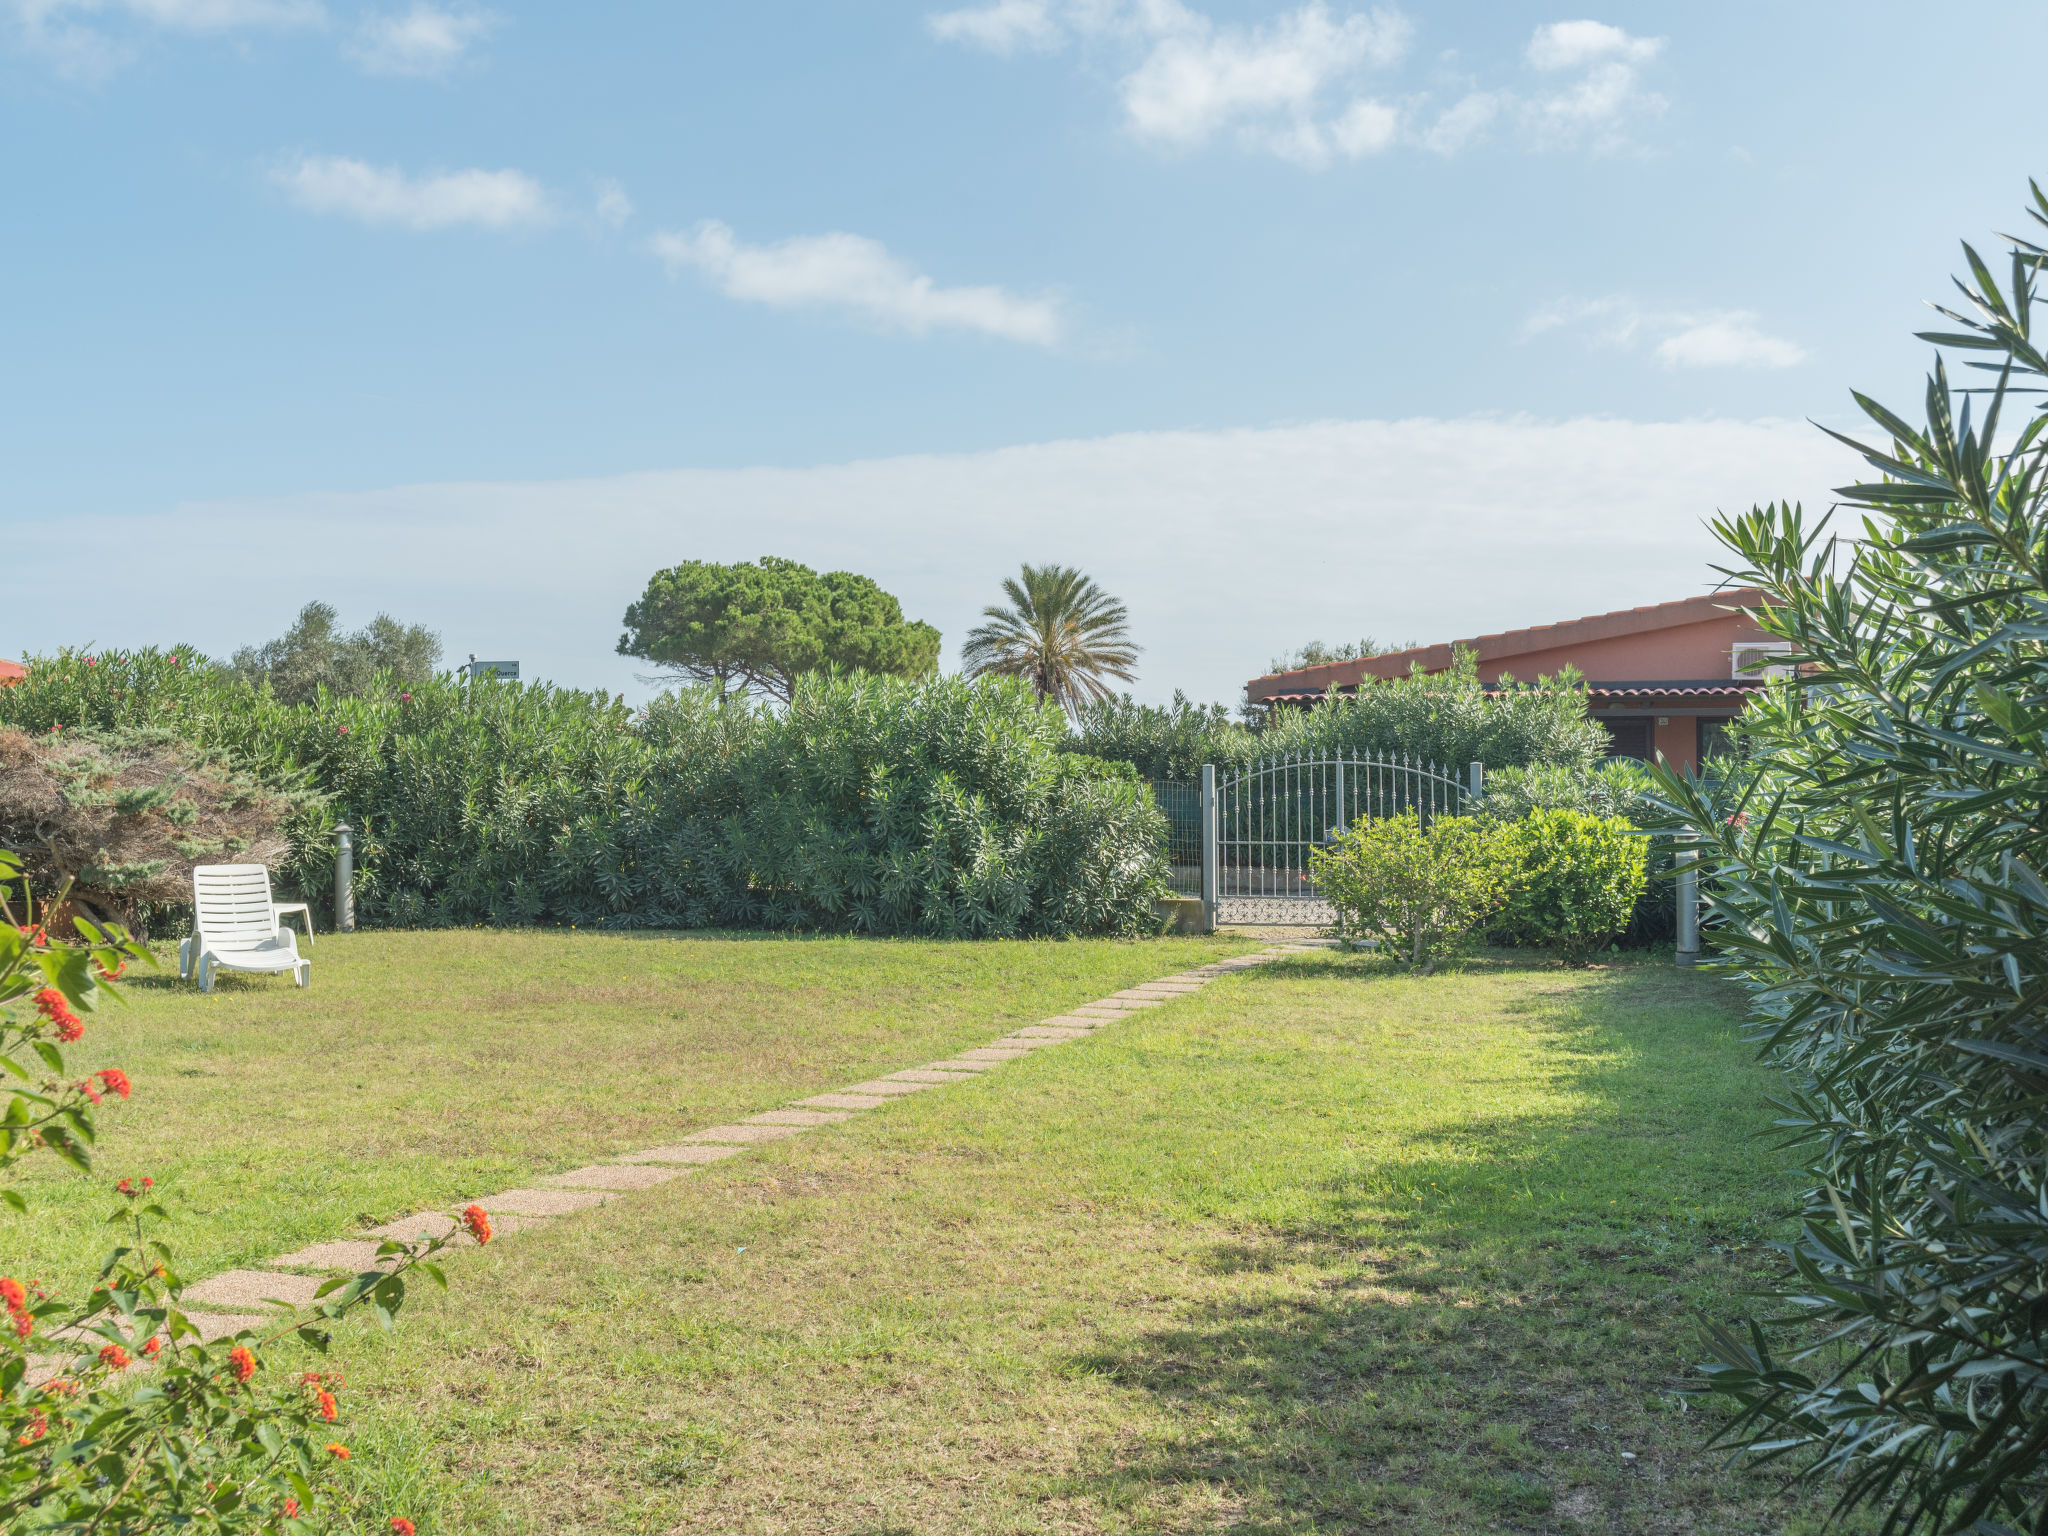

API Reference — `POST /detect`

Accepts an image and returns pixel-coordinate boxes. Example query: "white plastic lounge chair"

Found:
[178,864,311,993]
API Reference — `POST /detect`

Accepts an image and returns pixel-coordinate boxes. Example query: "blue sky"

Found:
[5,1,2043,701]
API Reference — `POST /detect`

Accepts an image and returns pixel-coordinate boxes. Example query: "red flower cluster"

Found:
[143,1337,162,1357]
[460,1203,493,1245]
[283,1497,299,1518]
[318,1389,338,1422]
[93,958,126,981]
[17,924,45,947]
[337,724,350,736]
[1,1277,31,1341]
[32,989,83,1043]
[1726,811,1750,827]
[15,1412,44,1446]
[75,1079,100,1106]
[99,1343,131,1371]
[326,1442,350,1460]
[95,1069,131,1100]
[390,1520,415,1535]
[114,1176,153,1195]
[227,1345,256,1383]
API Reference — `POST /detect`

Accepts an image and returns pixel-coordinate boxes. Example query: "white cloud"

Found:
[927,0,1059,51]
[1526,296,1806,369]
[1519,19,1663,148]
[1416,89,1500,155]
[929,5,1665,162]
[347,3,494,75]
[1525,18,1658,71]
[1657,317,1808,370]
[1119,3,1411,156]
[4,0,320,75]
[652,220,1064,346]
[931,0,1411,166]
[12,416,1855,710]
[594,179,633,229]
[274,155,549,230]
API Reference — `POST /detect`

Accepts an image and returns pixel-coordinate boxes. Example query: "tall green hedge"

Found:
[0,656,1166,937]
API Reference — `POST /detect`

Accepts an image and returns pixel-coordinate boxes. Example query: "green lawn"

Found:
[257,945,1850,1535]
[10,929,1256,1289]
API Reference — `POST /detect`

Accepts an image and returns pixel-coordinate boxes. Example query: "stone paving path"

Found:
[175,944,1316,1332]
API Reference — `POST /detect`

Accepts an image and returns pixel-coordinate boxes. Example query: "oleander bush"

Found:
[1071,649,1607,782]
[1488,807,1648,962]
[0,660,1167,937]
[1646,190,2048,1533]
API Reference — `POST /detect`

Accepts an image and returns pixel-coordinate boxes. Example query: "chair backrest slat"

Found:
[192,864,278,942]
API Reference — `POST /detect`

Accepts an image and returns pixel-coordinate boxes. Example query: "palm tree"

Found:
[961,564,1140,715]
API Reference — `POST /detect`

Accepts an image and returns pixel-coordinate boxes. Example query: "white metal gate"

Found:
[1200,754,1481,927]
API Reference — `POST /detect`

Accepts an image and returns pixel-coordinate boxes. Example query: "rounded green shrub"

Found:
[1489,808,1647,962]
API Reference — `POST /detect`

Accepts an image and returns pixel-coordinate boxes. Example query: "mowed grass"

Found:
[6,929,1257,1289]
[297,950,1861,1535]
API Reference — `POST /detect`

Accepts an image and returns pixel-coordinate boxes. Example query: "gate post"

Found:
[334,823,356,934]
[1468,761,1484,801]
[1675,838,1699,967]
[1200,764,1218,934]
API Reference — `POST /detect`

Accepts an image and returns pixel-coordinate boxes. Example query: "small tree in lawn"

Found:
[618,557,941,703]
[1310,812,1501,973]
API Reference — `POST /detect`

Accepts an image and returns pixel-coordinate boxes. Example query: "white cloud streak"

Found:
[652,220,1064,346]
[274,155,550,230]
[929,5,1666,163]
[4,0,320,75]
[1525,296,1807,369]
[8,417,1855,710]
[931,0,1411,167]
[346,2,494,75]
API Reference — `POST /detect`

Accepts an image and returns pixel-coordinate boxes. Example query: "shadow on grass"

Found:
[1046,962,1816,1534]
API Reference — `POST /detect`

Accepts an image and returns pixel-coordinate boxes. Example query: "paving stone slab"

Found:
[368,1211,458,1241]
[267,1239,392,1272]
[886,1069,978,1083]
[616,1144,746,1165]
[477,1187,611,1216]
[686,1122,811,1143]
[925,1059,992,1071]
[840,1079,929,1096]
[1012,1026,1092,1039]
[183,1269,327,1311]
[545,1164,680,1190]
[990,1036,1060,1050]
[746,1108,855,1126]
[792,1093,891,1110]
[1133,983,1203,993]
[955,1048,1032,1061]
[1037,1015,1107,1028]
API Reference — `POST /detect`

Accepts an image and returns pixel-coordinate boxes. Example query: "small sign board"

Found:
[463,658,519,682]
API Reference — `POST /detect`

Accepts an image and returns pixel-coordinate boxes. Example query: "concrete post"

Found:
[1200,764,1218,934]
[1675,840,1699,968]
[1469,761,1485,801]
[334,823,356,934]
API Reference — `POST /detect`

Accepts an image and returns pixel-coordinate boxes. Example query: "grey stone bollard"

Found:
[334,823,356,934]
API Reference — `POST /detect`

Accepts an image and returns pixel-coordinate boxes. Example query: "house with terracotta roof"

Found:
[1244,591,1775,774]
[0,659,24,686]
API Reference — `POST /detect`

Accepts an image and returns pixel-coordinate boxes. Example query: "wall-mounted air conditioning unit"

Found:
[1730,642,1795,681]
